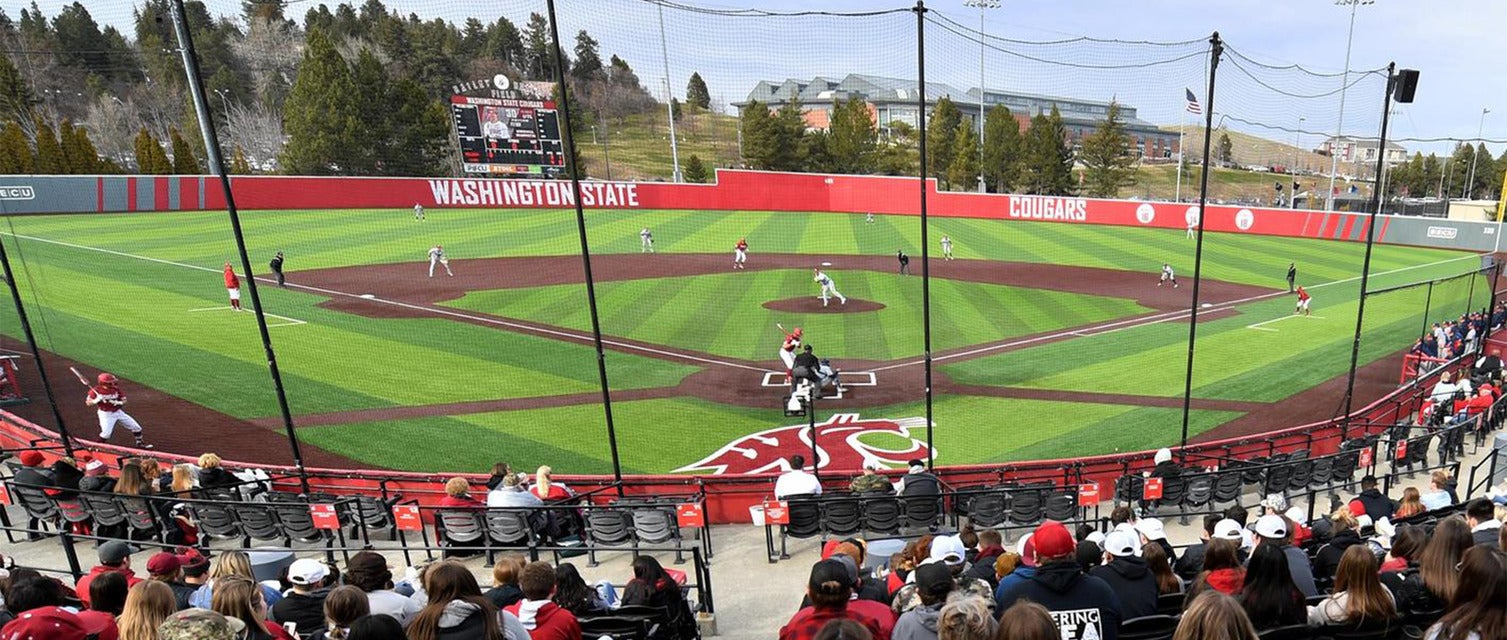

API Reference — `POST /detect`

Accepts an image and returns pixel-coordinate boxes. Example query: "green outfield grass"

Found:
[0,207,1481,474]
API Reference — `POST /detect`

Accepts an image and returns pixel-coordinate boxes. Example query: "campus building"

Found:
[740,73,1180,159]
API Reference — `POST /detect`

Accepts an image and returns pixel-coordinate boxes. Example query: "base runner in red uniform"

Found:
[223,262,242,311]
[1295,286,1311,316]
[87,373,150,448]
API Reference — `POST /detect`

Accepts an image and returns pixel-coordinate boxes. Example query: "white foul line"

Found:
[190,306,305,326]
[2,232,763,372]
[1245,314,1326,331]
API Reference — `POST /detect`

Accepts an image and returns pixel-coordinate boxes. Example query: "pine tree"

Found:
[926,96,962,187]
[947,122,979,191]
[874,121,918,176]
[553,82,587,178]
[827,98,876,175]
[230,145,252,174]
[32,118,65,174]
[770,94,807,172]
[0,54,34,127]
[133,127,170,174]
[58,120,100,173]
[1078,101,1137,197]
[385,78,451,177]
[280,28,360,175]
[0,120,33,173]
[1021,107,1074,195]
[169,126,201,174]
[1217,132,1234,166]
[981,105,1021,192]
[739,99,779,170]
[682,153,708,183]
[686,72,711,111]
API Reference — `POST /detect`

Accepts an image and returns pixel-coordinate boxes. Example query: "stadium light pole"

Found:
[965,0,999,193]
[1465,107,1490,199]
[1327,0,1373,211]
[657,3,682,183]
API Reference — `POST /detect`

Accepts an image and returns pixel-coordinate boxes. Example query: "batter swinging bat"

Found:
[69,366,91,387]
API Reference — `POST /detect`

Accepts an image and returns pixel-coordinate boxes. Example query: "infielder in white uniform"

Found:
[414,203,424,221]
[428,245,453,277]
[87,373,149,448]
[814,268,846,307]
[940,235,954,260]
[1158,263,1178,288]
[640,228,654,253]
[1186,219,1196,239]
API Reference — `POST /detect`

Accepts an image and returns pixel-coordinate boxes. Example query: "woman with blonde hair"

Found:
[438,477,485,508]
[988,601,1047,640]
[188,550,283,610]
[211,576,295,640]
[529,465,571,501]
[117,581,177,640]
[1394,488,1426,520]
[169,464,196,495]
[1175,592,1260,640]
[1308,545,1396,626]
[1314,507,1363,579]
[197,453,239,489]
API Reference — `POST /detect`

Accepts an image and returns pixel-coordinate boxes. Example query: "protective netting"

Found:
[0,0,1498,481]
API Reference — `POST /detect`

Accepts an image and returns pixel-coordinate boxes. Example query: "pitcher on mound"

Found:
[814,268,846,307]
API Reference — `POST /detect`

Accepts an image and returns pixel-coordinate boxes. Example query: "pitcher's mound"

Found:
[762,297,885,313]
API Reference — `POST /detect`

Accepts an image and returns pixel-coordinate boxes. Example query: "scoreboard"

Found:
[451,95,566,177]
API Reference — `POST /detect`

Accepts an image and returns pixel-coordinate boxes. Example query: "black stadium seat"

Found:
[1119,615,1179,640]
[584,507,633,567]
[862,496,901,535]
[784,497,822,539]
[965,490,1008,529]
[1043,489,1078,522]
[1211,471,1242,506]
[820,497,863,538]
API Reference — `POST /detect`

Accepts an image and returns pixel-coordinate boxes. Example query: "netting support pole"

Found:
[1177,32,1222,462]
[1420,282,1434,346]
[914,0,935,468]
[1341,62,1397,436]
[546,0,624,497]
[0,216,74,455]
[1486,262,1502,348]
[170,0,308,494]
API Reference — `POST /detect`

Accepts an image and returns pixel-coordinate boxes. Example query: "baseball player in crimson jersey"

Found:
[779,327,803,381]
[87,373,150,448]
[1295,286,1312,316]
[734,238,748,269]
[223,262,242,311]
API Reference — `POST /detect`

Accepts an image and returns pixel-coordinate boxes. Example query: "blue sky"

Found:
[15,0,1504,157]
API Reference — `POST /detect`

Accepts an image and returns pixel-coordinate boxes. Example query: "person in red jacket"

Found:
[782,559,887,640]
[74,541,143,608]
[438,477,486,509]
[223,262,242,311]
[506,561,582,640]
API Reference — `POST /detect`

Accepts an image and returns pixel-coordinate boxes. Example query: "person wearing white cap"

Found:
[1134,518,1178,565]
[892,535,994,616]
[270,558,333,636]
[1089,530,1159,619]
[1252,514,1318,598]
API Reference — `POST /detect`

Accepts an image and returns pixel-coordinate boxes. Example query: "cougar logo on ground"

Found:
[673,414,934,475]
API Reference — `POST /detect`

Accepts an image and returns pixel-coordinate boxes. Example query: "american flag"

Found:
[1185,88,1202,115]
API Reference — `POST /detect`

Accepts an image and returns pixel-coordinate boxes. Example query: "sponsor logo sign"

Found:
[1426,226,1458,239]
[0,186,35,200]
[675,414,933,475]
[1185,205,1201,227]
[1236,209,1255,230]
[1135,203,1155,224]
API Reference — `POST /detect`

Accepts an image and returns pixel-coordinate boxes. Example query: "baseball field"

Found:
[0,207,1487,475]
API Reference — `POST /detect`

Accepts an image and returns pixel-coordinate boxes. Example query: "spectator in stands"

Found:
[117,581,176,640]
[829,541,889,604]
[992,553,1020,585]
[1473,348,1503,381]
[190,550,282,610]
[1392,517,1472,617]
[1109,506,1135,529]
[892,561,950,640]
[814,553,895,637]
[1174,592,1260,640]
[438,477,486,508]
[1431,371,1460,403]
[80,458,116,493]
[144,552,194,612]
[161,608,249,640]
[485,463,513,491]
[893,536,992,615]
[1237,543,1305,631]
[177,549,210,610]
[529,466,572,502]
[49,454,85,500]
[168,465,195,495]
[412,561,527,640]
[621,556,698,640]
[988,601,1050,640]
[551,563,608,619]
[1314,508,1363,581]
[5,574,66,617]
[212,575,296,640]
[1143,543,1182,596]
[1424,546,1506,640]
[343,551,419,625]
[1380,525,1426,574]
[1186,538,1244,602]
[1134,518,1178,565]
[345,614,406,640]
[1,605,112,640]
[486,554,527,610]
[1075,539,1103,575]
[816,620,875,640]
[1211,518,1248,563]
[1307,545,1396,627]
[507,561,583,640]
[775,455,823,499]
[993,521,1121,639]
[1466,499,1503,547]
[196,454,238,490]
[76,541,143,608]
[1175,515,1223,581]
[79,570,126,638]
[271,558,334,637]
[1395,488,1426,520]
[318,586,368,640]
[895,460,940,497]
[487,473,544,508]
[962,530,1006,588]
[1422,471,1460,511]
[1251,514,1317,598]
[1090,529,1157,619]
[850,462,895,495]
[1150,448,1182,480]
[12,450,54,538]
[137,458,168,493]
[993,536,1037,609]
[782,559,886,640]
[1354,476,1395,522]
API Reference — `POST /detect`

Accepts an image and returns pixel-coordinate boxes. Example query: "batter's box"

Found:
[760,371,878,388]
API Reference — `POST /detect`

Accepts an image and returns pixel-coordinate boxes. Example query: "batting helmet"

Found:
[793,327,803,337]
[98,373,118,385]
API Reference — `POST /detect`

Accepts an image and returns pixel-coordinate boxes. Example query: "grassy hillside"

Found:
[577,109,742,181]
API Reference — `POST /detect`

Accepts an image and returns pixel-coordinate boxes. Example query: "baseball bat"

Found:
[776,322,786,334]
[69,366,91,387]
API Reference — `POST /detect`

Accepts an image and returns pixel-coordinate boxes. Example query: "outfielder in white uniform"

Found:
[87,373,149,448]
[414,203,424,221]
[940,235,954,260]
[640,228,654,253]
[428,245,453,277]
[814,268,846,307]
[1186,219,1196,239]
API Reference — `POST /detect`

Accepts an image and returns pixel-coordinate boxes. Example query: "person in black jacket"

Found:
[791,345,822,395]
[994,521,1123,640]
[271,559,334,638]
[1465,498,1503,547]
[13,450,55,538]
[963,529,1008,588]
[79,459,116,493]
[1175,515,1222,580]
[1313,508,1362,581]
[195,453,240,490]
[1090,530,1158,620]
[270,252,286,287]
[1353,475,1395,522]
[48,456,85,500]
[897,460,940,497]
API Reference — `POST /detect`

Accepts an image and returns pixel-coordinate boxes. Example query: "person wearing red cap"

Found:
[12,450,54,539]
[0,606,110,640]
[145,551,198,611]
[992,521,1123,640]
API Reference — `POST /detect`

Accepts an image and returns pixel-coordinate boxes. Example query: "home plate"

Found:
[360,294,376,299]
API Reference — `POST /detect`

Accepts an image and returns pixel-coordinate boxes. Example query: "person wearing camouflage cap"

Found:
[157,608,246,640]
